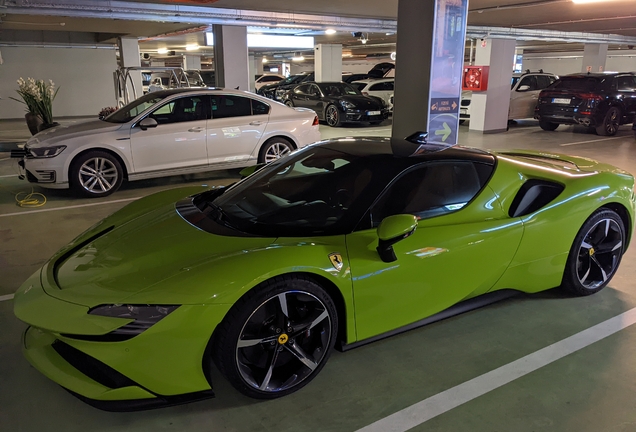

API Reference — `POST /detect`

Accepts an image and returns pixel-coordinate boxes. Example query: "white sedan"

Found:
[20,89,320,197]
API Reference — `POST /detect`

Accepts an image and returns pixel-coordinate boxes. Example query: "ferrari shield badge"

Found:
[328,253,344,271]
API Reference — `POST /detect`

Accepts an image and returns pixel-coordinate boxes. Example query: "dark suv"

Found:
[535,73,636,136]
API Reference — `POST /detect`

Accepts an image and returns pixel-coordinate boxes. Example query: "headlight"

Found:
[89,304,179,337]
[341,101,356,110]
[29,145,66,158]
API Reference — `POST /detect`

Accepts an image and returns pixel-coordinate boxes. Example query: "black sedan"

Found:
[281,81,389,127]
[258,73,314,101]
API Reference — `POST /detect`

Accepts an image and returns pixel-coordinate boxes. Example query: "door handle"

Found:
[188,127,204,132]
[249,121,263,126]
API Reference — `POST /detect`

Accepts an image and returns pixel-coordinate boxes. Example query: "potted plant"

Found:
[98,106,118,120]
[9,77,42,135]
[34,79,60,132]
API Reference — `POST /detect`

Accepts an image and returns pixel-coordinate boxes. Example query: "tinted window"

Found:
[536,75,553,89]
[317,83,362,96]
[294,84,311,95]
[517,76,538,91]
[261,76,282,83]
[552,76,603,92]
[105,93,167,123]
[370,82,394,91]
[511,76,520,89]
[370,161,487,226]
[149,96,209,125]
[252,99,270,115]
[616,76,636,92]
[210,95,251,119]
[353,83,368,92]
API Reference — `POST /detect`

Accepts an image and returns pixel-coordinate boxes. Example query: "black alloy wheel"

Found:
[562,209,625,296]
[596,107,621,136]
[539,120,559,131]
[285,100,294,108]
[325,105,342,127]
[212,276,337,399]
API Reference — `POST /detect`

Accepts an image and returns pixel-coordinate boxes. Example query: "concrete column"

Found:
[469,38,516,133]
[117,37,143,100]
[248,54,257,92]
[183,54,201,71]
[582,43,608,73]
[315,44,342,82]
[213,25,249,90]
[256,57,265,75]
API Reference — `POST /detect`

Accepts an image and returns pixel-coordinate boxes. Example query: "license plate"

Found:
[552,98,571,104]
[367,111,381,116]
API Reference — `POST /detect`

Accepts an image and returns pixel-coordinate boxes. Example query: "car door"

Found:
[206,94,269,165]
[129,94,209,173]
[616,75,636,122]
[290,84,311,108]
[306,84,324,113]
[509,75,539,119]
[346,161,524,341]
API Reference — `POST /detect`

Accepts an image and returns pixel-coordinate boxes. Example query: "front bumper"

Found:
[18,157,69,189]
[344,108,390,123]
[14,270,232,409]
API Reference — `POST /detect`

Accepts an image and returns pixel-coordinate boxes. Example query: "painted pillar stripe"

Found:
[356,307,636,432]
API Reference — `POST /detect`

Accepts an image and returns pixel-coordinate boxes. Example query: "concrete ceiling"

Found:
[1,0,635,58]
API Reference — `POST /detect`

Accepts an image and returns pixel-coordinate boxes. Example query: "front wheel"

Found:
[212,276,338,399]
[539,120,559,131]
[325,105,342,127]
[258,137,294,163]
[596,107,621,136]
[284,100,294,108]
[70,151,123,198]
[561,209,625,296]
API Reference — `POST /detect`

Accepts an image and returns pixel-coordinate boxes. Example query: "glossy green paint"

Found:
[12,150,636,402]
[377,214,418,241]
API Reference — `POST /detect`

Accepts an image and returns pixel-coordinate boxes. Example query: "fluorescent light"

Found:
[572,0,613,3]
[185,44,199,51]
[157,48,168,54]
[262,57,268,63]
[204,32,314,49]
[325,29,337,35]
[292,55,305,62]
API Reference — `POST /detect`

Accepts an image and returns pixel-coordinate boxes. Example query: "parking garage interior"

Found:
[2,0,636,431]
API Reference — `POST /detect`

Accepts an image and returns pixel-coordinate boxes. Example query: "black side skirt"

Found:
[337,289,519,352]
[65,388,215,412]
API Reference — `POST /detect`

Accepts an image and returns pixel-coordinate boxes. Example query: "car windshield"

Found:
[104,94,166,123]
[317,83,362,96]
[279,75,304,86]
[208,146,391,236]
[552,76,603,92]
[511,76,520,89]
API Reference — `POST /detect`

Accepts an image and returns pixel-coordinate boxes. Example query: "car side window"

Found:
[210,95,252,119]
[148,96,209,125]
[308,84,321,96]
[294,84,310,95]
[262,76,281,83]
[369,161,489,227]
[517,75,538,91]
[616,76,636,92]
[536,75,553,90]
[252,99,270,115]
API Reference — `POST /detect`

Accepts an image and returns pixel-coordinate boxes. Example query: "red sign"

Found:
[462,66,489,92]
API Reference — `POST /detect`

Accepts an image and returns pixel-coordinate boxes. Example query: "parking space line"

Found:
[560,136,624,146]
[0,196,140,218]
[0,174,17,178]
[356,307,636,432]
[0,294,15,302]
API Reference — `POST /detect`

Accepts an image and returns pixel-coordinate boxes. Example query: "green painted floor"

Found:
[1,118,636,431]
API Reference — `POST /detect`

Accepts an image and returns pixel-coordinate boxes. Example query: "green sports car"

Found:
[13,134,636,410]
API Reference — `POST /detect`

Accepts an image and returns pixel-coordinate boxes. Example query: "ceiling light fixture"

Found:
[325,29,336,35]
[157,47,169,54]
[262,57,268,63]
[571,0,614,3]
[292,53,305,61]
[185,44,200,51]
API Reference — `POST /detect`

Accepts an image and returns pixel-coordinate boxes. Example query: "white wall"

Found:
[0,46,118,120]
[523,50,636,76]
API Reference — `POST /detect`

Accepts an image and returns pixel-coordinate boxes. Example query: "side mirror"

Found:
[239,163,266,178]
[139,117,158,131]
[517,85,531,92]
[376,214,418,263]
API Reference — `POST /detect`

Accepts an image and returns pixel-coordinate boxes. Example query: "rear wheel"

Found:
[325,105,342,127]
[596,107,621,136]
[284,100,294,108]
[258,137,294,163]
[539,120,559,131]
[561,209,625,296]
[212,276,337,399]
[69,151,123,198]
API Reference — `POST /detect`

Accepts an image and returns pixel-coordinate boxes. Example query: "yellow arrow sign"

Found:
[434,122,452,142]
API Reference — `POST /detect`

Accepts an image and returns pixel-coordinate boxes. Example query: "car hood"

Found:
[338,95,384,109]
[27,120,123,147]
[45,202,275,306]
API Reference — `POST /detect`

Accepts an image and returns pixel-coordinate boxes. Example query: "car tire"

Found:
[369,121,383,126]
[539,120,559,131]
[258,137,294,164]
[561,209,625,296]
[69,151,123,198]
[596,107,621,136]
[325,105,342,127]
[212,275,338,399]
[284,100,294,108]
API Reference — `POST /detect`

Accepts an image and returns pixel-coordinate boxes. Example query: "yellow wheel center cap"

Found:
[589,247,595,256]
[278,334,289,344]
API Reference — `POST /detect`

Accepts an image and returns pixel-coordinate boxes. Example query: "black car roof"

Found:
[318,137,495,165]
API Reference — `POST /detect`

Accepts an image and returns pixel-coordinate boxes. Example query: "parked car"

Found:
[535,72,636,136]
[351,78,395,111]
[13,134,635,409]
[342,73,370,83]
[258,73,314,100]
[255,74,285,91]
[17,89,320,197]
[460,71,558,123]
[281,81,389,127]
